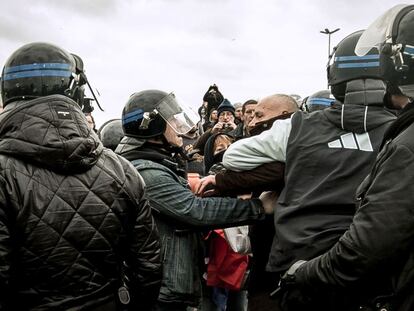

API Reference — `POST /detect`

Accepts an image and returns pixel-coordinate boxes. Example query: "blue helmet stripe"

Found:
[122,109,144,125]
[337,62,380,68]
[3,70,72,81]
[335,55,379,62]
[404,45,414,56]
[4,63,71,74]
[308,98,334,106]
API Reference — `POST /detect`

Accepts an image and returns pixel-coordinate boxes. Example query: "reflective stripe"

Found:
[337,62,379,68]
[122,109,144,125]
[4,63,71,73]
[335,55,379,62]
[308,98,335,106]
[3,70,71,81]
[404,45,414,55]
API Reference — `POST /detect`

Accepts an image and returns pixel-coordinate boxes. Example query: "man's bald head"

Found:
[249,94,298,128]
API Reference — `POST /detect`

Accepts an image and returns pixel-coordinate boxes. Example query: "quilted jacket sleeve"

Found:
[0,176,12,310]
[123,165,162,310]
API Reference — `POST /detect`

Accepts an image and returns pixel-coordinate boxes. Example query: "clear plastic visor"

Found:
[355,4,411,56]
[156,93,199,135]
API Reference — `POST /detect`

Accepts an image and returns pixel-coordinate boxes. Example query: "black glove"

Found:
[270,260,313,310]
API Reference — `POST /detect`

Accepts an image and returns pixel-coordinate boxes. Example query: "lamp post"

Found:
[320,28,340,88]
[320,28,340,58]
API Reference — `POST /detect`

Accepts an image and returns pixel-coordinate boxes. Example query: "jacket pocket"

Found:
[163,232,196,295]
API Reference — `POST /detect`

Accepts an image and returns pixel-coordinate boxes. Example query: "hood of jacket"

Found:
[324,79,396,134]
[116,136,187,177]
[0,95,103,174]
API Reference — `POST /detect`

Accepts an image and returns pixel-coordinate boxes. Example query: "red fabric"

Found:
[206,229,249,291]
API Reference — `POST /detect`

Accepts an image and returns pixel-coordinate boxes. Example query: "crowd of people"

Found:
[0,4,414,311]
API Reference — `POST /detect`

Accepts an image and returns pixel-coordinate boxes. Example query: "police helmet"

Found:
[328,30,382,100]
[122,89,198,139]
[304,90,335,112]
[98,119,124,151]
[1,42,88,110]
[356,4,414,98]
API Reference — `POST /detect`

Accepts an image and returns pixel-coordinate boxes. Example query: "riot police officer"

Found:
[116,90,266,311]
[0,42,162,310]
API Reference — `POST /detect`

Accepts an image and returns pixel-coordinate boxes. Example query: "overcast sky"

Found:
[0,0,406,126]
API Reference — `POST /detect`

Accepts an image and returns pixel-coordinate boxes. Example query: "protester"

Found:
[0,42,161,310]
[203,109,218,132]
[197,94,297,311]
[194,98,237,158]
[86,113,98,132]
[233,102,243,124]
[203,84,224,119]
[280,5,414,311]
[223,30,397,311]
[115,89,268,310]
[230,99,257,140]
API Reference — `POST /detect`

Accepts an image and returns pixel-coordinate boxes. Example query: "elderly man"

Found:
[197,93,298,311]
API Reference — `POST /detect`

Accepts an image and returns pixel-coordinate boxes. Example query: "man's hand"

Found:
[259,191,278,214]
[196,175,216,196]
[227,121,237,130]
[212,122,224,133]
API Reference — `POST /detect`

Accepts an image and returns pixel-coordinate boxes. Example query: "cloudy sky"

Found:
[0,0,405,126]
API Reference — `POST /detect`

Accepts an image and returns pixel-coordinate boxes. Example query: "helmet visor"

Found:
[355,4,409,56]
[156,93,198,135]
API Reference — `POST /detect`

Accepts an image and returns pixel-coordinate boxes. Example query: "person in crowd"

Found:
[302,90,335,113]
[194,99,237,158]
[198,101,208,124]
[279,5,414,311]
[203,109,218,132]
[98,118,124,151]
[230,99,257,140]
[200,132,250,311]
[181,126,204,175]
[203,133,235,174]
[115,89,268,311]
[86,113,98,132]
[247,94,297,131]
[197,94,298,196]
[289,94,302,109]
[222,30,397,311]
[203,84,224,119]
[233,102,243,124]
[197,94,298,311]
[0,42,161,310]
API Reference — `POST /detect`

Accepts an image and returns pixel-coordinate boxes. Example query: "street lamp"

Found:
[320,28,340,58]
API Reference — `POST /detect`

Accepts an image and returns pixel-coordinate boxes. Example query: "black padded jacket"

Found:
[0,95,161,310]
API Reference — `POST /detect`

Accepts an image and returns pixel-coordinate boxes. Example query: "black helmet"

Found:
[356,4,414,98]
[98,119,124,151]
[328,30,382,100]
[1,42,89,110]
[304,90,335,112]
[122,89,198,139]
